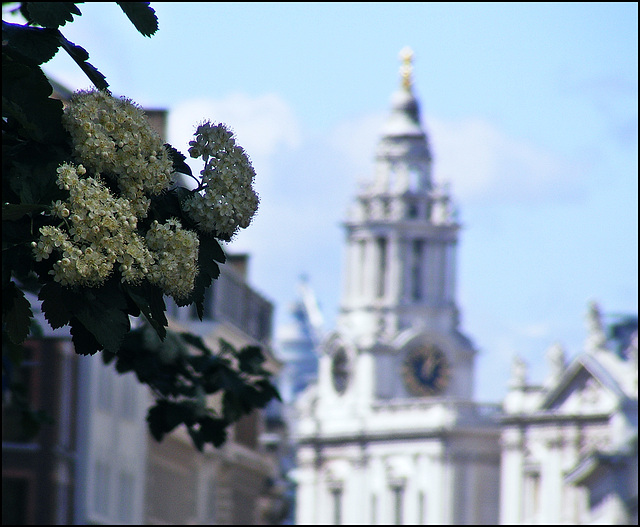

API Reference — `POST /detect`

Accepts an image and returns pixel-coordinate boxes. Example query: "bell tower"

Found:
[340,47,461,344]
[334,48,475,403]
[295,49,500,526]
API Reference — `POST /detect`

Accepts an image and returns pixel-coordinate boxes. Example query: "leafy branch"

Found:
[2,2,279,450]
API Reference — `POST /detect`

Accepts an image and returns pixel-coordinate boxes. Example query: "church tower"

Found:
[336,47,475,403]
[294,49,501,525]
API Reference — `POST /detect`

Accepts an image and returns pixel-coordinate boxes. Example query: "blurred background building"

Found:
[501,302,638,525]
[260,276,324,524]
[291,49,638,526]
[293,47,502,525]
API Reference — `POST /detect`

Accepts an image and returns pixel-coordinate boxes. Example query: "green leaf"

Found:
[147,400,186,442]
[187,426,205,452]
[2,22,62,66]
[198,416,228,448]
[2,224,38,292]
[40,280,130,353]
[179,331,211,355]
[3,132,70,206]
[3,332,27,368]
[74,281,130,354]
[253,378,282,405]
[2,57,66,143]
[56,34,109,91]
[117,2,159,37]
[69,317,103,355]
[24,2,82,29]
[38,281,75,330]
[3,282,33,345]
[176,233,225,314]
[8,157,65,206]
[164,143,193,178]
[219,365,256,421]
[237,345,267,375]
[2,204,47,221]
[123,282,167,340]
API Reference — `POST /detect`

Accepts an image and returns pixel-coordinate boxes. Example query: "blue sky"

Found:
[9,2,637,402]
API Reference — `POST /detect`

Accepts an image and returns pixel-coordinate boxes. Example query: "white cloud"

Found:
[517,321,553,339]
[168,93,302,188]
[428,117,586,205]
[327,112,386,187]
[322,111,587,206]
[166,93,343,320]
[167,93,305,267]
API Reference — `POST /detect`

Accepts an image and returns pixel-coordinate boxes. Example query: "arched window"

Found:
[331,486,343,524]
[376,237,387,298]
[411,240,424,301]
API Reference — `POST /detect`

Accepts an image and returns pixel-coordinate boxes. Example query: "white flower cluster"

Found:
[62,89,174,218]
[33,164,200,301]
[32,94,260,301]
[33,164,200,299]
[183,122,259,239]
[32,163,154,287]
[146,219,200,300]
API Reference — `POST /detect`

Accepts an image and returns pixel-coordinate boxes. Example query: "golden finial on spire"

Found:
[399,46,414,90]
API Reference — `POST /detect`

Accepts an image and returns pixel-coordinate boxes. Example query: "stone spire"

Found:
[379,46,427,140]
[399,46,414,90]
[340,48,461,340]
[585,300,607,353]
[509,355,528,390]
[545,342,566,387]
[372,47,433,196]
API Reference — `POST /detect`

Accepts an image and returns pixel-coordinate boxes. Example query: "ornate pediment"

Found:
[541,355,624,416]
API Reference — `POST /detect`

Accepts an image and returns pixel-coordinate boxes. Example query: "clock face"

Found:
[402,344,450,396]
[331,348,350,395]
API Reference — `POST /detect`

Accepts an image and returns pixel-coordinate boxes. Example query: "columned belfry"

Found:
[340,47,461,354]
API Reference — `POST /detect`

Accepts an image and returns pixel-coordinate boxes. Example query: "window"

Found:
[523,471,540,520]
[117,471,135,522]
[407,201,419,219]
[331,349,350,395]
[331,487,343,525]
[206,478,217,523]
[419,490,426,524]
[2,476,30,525]
[371,494,378,525]
[376,237,387,298]
[382,198,391,217]
[2,345,41,443]
[94,461,110,517]
[410,240,423,301]
[408,168,421,190]
[392,486,404,525]
[358,240,367,296]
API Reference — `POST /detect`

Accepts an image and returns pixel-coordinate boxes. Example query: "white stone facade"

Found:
[292,49,638,526]
[500,303,638,525]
